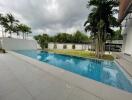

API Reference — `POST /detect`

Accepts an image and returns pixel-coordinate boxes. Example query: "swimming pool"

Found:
[15,50,132,93]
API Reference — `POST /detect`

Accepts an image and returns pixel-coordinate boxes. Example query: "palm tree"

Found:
[5,13,19,37]
[0,14,9,37]
[25,26,32,39]
[84,0,119,58]
[13,24,21,38]
[17,24,31,39]
[0,13,32,39]
[0,14,3,37]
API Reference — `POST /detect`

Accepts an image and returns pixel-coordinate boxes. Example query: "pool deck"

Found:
[113,52,132,78]
[0,52,132,100]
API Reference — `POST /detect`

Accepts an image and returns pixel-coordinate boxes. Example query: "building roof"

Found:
[118,0,132,23]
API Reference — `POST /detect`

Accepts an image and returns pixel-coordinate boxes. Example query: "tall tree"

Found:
[34,34,49,49]
[0,14,4,37]
[73,31,89,43]
[84,0,119,58]
[111,29,123,40]
[5,13,19,37]
[13,24,21,38]
[0,14,9,37]
[54,33,73,43]
[17,24,31,39]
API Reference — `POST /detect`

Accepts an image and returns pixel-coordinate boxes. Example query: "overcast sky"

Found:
[0,0,90,36]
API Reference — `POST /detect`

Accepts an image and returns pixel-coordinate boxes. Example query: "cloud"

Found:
[0,0,90,35]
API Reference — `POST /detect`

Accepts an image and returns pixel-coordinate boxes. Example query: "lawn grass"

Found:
[47,49,114,61]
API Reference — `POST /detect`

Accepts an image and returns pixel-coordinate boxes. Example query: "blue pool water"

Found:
[15,50,132,93]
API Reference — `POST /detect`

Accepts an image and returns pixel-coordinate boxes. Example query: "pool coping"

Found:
[9,51,132,100]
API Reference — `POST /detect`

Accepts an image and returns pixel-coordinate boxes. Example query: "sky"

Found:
[0,0,90,36]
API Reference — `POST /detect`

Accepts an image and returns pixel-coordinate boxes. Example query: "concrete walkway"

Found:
[0,53,101,100]
[0,52,132,100]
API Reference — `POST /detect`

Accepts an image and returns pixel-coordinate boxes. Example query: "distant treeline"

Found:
[34,31,91,49]
[34,31,91,44]
[34,30,123,49]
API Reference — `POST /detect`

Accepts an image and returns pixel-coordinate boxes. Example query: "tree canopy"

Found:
[0,13,32,39]
[112,29,123,40]
[34,31,91,49]
[34,34,49,49]
[84,0,119,58]
[34,31,91,43]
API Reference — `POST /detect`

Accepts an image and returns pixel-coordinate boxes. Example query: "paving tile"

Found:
[0,63,9,71]
[23,77,53,97]
[0,78,24,97]
[67,88,102,100]
[0,70,15,82]
[13,71,42,85]
[36,79,73,100]
[0,88,33,100]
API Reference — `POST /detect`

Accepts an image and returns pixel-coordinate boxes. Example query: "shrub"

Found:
[54,44,57,49]
[72,44,75,49]
[63,45,67,49]
[44,42,48,49]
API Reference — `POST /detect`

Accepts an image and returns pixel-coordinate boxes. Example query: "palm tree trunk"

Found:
[27,33,28,40]
[10,31,12,38]
[17,32,19,39]
[2,27,4,38]
[24,33,27,40]
[95,38,100,58]
[5,31,6,37]
[100,39,103,58]
[23,33,24,39]
[98,33,101,58]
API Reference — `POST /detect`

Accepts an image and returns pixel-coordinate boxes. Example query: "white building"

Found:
[119,0,132,55]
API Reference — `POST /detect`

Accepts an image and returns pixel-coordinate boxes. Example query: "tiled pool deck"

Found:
[113,52,132,78]
[0,52,132,100]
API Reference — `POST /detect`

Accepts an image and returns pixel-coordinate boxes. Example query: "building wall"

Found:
[1,37,37,50]
[119,0,132,55]
[124,25,132,55]
[122,34,127,52]
[75,44,83,50]
[66,44,73,50]
[57,44,63,50]
[48,43,54,49]
[48,43,92,50]
[120,14,132,55]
